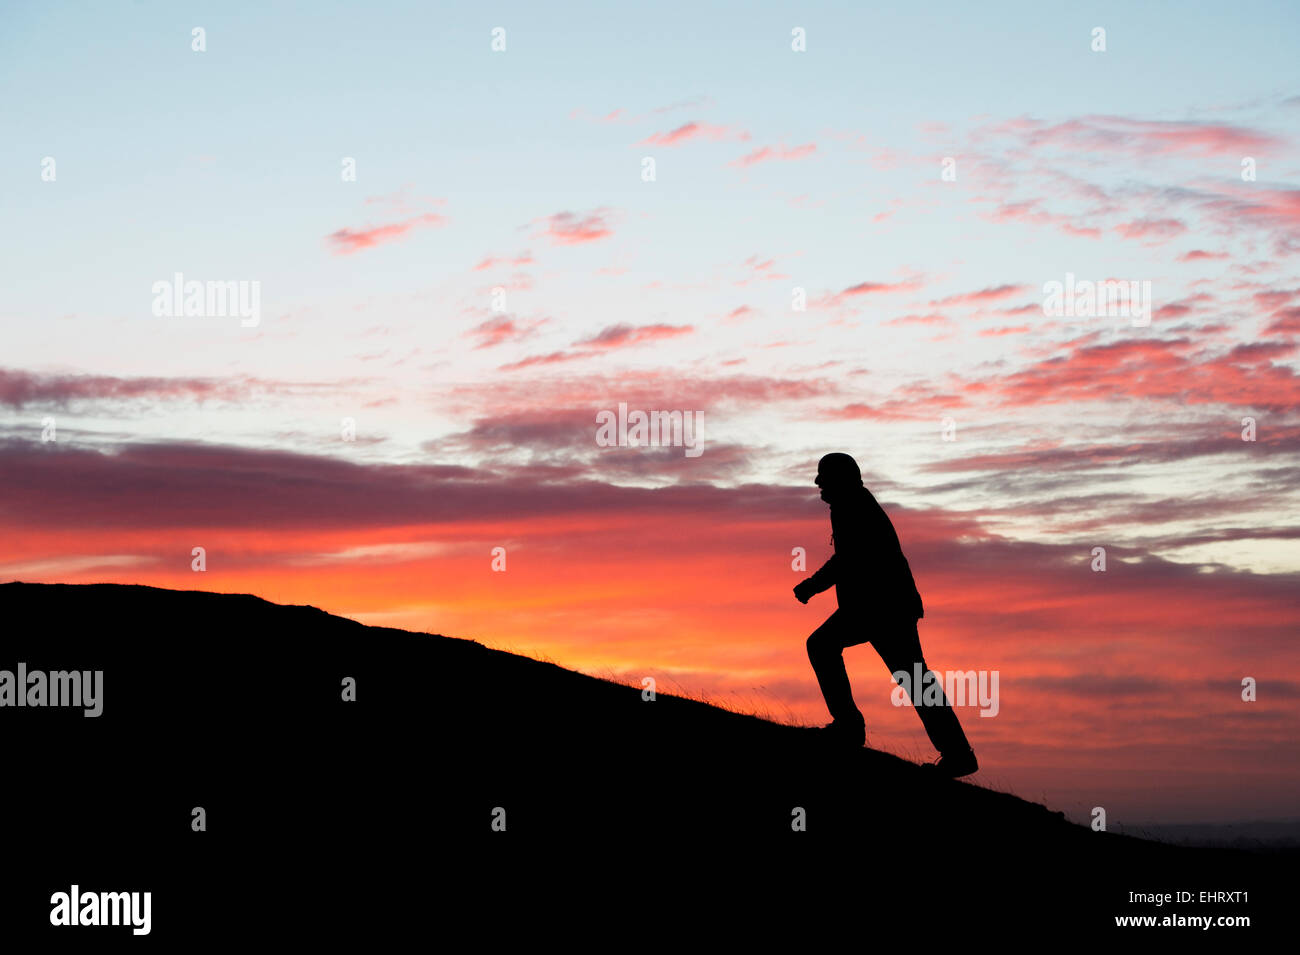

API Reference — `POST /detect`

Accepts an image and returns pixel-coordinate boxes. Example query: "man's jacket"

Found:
[805,487,924,619]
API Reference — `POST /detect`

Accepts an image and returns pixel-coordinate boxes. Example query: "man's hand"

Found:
[793,579,817,604]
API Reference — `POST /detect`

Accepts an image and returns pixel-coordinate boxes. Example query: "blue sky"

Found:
[5,0,1297,328]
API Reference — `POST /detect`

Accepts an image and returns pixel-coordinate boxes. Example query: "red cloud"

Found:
[327,212,446,255]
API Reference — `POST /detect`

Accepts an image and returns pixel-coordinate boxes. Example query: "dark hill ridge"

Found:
[0,582,1288,936]
[4,581,1068,840]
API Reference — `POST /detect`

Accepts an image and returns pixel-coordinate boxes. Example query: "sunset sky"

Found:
[2,1,1298,825]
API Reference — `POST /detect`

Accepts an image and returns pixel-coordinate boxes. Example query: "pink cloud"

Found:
[1266,306,1300,336]
[327,212,446,255]
[982,115,1286,158]
[473,251,534,271]
[822,277,926,305]
[498,351,586,372]
[729,143,817,168]
[820,402,917,422]
[1197,186,1300,252]
[962,336,1300,412]
[0,369,347,410]
[575,323,693,348]
[449,371,832,415]
[536,209,615,246]
[886,313,950,327]
[734,255,791,285]
[495,323,694,371]
[1253,289,1298,310]
[639,122,749,147]
[930,284,1030,307]
[1115,218,1188,242]
[976,198,1104,239]
[465,315,549,350]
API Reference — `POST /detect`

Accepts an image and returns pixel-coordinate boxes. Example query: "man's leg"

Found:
[806,610,867,726]
[872,620,972,757]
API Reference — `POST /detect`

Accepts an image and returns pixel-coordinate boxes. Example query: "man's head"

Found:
[815,452,863,502]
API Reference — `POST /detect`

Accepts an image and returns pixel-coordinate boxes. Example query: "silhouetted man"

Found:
[794,453,978,777]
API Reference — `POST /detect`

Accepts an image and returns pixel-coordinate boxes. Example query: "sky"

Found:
[2,1,1298,825]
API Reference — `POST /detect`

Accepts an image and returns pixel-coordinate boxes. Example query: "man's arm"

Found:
[794,555,838,603]
[805,554,838,592]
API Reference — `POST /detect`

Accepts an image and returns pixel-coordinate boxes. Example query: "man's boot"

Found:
[921,747,978,778]
[816,716,866,748]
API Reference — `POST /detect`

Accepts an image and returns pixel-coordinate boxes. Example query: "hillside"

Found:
[0,582,1287,937]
